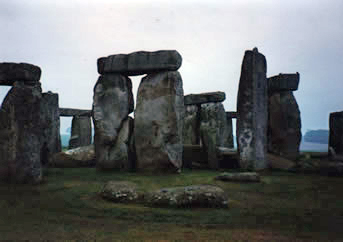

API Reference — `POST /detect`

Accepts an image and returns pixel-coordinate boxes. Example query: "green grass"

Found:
[1,168,343,240]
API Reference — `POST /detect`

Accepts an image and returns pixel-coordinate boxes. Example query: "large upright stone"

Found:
[183,105,200,145]
[97,50,182,76]
[68,116,92,149]
[134,71,184,172]
[0,63,41,85]
[184,92,226,105]
[268,91,301,160]
[40,92,61,165]
[268,73,299,93]
[329,111,343,155]
[92,74,134,170]
[0,82,43,184]
[236,48,268,170]
[200,102,229,169]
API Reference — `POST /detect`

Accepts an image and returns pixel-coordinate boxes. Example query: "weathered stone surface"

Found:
[268,73,299,93]
[59,108,92,117]
[184,92,225,105]
[183,105,199,145]
[68,116,92,149]
[96,117,135,170]
[100,181,141,203]
[268,91,301,160]
[215,172,260,183]
[49,145,96,168]
[0,62,41,85]
[145,185,228,208]
[182,144,207,168]
[92,74,134,170]
[40,92,61,165]
[0,82,43,184]
[134,71,184,172]
[236,48,268,170]
[267,153,296,170]
[329,111,343,155]
[200,102,230,169]
[97,50,182,76]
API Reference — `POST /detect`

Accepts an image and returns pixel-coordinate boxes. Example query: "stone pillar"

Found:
[134,71,184,172]
[183,105,200,145]
[68,115,92,149]
[225,113,234,149]
[329,111,343,155]
[268,91,301,160]
[0,82,43,184]
[41,92,61,165]
[200,102,228,169]
[236,48,268,170]
[92,74,134,170]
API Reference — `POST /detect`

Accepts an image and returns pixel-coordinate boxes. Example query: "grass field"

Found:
[1,168,343,241]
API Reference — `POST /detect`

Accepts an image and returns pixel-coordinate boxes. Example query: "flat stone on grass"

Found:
[145,185,228,208]
[100,181,141,203]
[215,172,261,183]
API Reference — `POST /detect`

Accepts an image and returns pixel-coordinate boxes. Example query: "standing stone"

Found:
[0,82,43,184]
[92,74,134,170]
[200,102,229,169]
[134,71,184,172]
[68,116,92,149]
[268,91,301,160]
[183,105,199,145]
[329,111,343,155]
[236,48,268,170]
[40,92,61,165]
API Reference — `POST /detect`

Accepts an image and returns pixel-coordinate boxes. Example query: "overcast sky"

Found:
[1,0,342,133]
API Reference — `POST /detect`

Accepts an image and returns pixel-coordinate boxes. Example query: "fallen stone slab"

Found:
[267,153,296,170]
[100,181,142,203]
[97,50,182,76]
[268,73,300,93]
[59,108,92,117]
[49,145,96,168]
[145,185,228,208]
[0,62,41,84]
[184,92,225,105]
[215,172,260,183]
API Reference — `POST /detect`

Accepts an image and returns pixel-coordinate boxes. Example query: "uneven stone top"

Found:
[0,62,41,85]
[330,111,343,118]
[184,91,225,105]
[97,50,182,76]
[226,111,237,119]
[268,73,300,93]
[59,108,92,117]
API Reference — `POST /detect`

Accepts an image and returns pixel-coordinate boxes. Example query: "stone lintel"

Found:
[184,91,225,105]
[268,73,300,93]
[0,62,41,85]
[59,108,92,117]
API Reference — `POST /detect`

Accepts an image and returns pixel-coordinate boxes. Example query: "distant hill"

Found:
[303,129,329,144]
